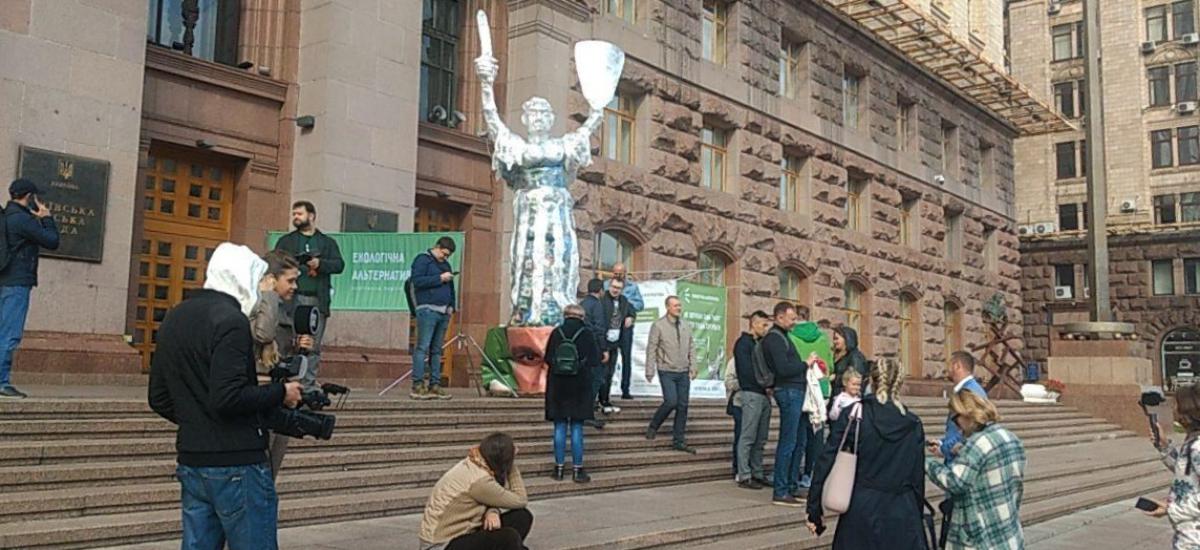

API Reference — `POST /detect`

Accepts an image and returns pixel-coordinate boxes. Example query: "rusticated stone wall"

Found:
[515,0,1025,378]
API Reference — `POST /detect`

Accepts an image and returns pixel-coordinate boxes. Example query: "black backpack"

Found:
[0,206,10,273]
[551,327,585,376]
[404,252,431,313]
[752,332,778,389]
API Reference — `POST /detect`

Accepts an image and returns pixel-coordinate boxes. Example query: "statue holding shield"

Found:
[475,10,625,327]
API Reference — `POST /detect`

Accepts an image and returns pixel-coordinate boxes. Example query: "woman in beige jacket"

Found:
[419,433,532,550]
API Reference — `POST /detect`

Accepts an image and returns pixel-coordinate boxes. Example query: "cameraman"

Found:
[149,243,302,549]
[251,250,312,478]
[272,201,343,392]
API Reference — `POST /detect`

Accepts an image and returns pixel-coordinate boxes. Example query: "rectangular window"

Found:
[1153,130,1175,168]
[1078,79,1087,116]
[604,94,636,164]
[847,177,869,232]
[983,228,998,271]
[1149,5,1170,42]
[780,155,806,212]
[1054,81,1076,117]
[843,69,862,130]
[607,0,636,24]
[147,0,240,65]
[1175,0,1196,38]
[1052,24,1074,61]
[780,39,804,99]
[1154,259,1176,295]
[420,0,461,127]
[945,210,962,262]
[1150,66,1172,107]
[979,141,995,191]
[897,96,916,152]
[1082,201,1090,229]
[702,0,728,65]
[1182,192,1200,222]
[1155,194,1179,224]
[900,198,917,247]
[942,121,958,176]
[700,126,728,191]
[1056,141,1078,179]
[1180,126,1200,165]
[1054,264,1075,297]
[1177,62,1198,102]
[1059,203,1080,231]
[1076,21,1085,57]
[1186,258,1200,294]
[1080,139,1088,177]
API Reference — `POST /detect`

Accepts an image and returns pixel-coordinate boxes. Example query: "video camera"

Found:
[261,305,347,440]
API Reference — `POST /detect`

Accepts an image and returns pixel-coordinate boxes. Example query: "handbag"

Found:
[821,402,862,514]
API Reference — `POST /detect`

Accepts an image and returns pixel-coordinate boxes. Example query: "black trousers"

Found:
[598,346,619,406]
[445,509,534,550]
[618,327,634,394]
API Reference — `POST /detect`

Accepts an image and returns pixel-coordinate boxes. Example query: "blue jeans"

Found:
[650,371,690,445]
[412,308,450,387]
[553,420,585,466]
[0,286,32,388]
[177,463,278,550]
[773,387,808,499]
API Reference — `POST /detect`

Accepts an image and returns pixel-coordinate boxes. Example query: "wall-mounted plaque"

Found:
[341,203,399,233]
[17,147,110,263]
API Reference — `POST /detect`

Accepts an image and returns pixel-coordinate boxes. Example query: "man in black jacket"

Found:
[0,179,59,399]
[579,279,608,429]
[273,201,344,392]
[734,310,773,489]
[762,301,810,506]
[150,244,302,548]
[598,278,634,415]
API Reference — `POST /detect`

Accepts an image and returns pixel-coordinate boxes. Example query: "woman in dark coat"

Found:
[807,358,929,549]
[545,304,601,484]
[831,326,870,397]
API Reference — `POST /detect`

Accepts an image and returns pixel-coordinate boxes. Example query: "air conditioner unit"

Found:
[1120,199,1137,213]
[1183,33,1200,45]
[1179,101,1198,114]
[1142,41,1158,54]
[1047,2,1062,15]
[1033,221,1057,234]
[1054,286,1074,300]
[1018,224,1034,235]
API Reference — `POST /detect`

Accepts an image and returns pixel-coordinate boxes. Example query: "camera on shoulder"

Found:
[261,306,346,440]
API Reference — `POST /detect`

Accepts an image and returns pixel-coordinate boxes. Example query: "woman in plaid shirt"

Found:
[926,390,1027,549]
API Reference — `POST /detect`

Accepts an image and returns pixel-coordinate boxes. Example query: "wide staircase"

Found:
[0,391,1166,549]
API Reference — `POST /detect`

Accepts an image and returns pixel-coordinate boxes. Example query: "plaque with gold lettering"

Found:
[17,147,110,263]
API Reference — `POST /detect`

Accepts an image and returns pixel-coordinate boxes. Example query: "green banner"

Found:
[267,232,464,312]
[677,281,728,382]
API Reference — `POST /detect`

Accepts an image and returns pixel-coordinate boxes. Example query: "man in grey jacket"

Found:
[644,296,697,454]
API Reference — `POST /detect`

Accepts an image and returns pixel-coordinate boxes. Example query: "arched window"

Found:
[595,230,636,277]
[899,293,922,376]
[699,250,729,287]
[944,300,963,362]
[779,267,811,311]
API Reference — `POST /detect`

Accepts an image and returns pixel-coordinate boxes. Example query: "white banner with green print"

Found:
[622,280,728,399]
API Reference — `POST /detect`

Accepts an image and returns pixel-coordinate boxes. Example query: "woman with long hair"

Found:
[419,433,533,550]
[925,390,1027,549]
[1146,383,1200,548]
[806,358,928,548]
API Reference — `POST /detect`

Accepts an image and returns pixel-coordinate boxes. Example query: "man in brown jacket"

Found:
[644,296,697,453]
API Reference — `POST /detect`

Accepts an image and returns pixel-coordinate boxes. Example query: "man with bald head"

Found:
[604,263,643,400]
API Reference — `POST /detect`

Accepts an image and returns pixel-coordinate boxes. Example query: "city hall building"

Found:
[0,0,1062,388]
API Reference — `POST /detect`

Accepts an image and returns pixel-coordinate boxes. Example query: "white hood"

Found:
[203,242,268,317]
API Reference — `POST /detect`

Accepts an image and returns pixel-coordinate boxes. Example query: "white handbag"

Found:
[821,402,862,514]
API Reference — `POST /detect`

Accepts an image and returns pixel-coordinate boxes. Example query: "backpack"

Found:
[0,206,9,273]
[403,252,432,313]
[551,326,585,376]
[752,331,778,389]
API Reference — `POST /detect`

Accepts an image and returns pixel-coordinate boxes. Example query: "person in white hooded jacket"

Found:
[149,242,303,550]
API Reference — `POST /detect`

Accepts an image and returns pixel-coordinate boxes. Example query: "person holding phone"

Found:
[1146,383,1200,548]
[0,179,60,400]
[408,236,457,400]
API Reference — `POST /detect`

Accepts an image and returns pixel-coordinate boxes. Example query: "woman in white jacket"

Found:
[1147,383,1200,549]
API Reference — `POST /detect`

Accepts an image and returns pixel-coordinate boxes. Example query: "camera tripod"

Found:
[379,326,517,398]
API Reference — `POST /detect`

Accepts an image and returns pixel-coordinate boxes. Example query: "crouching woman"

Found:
[419,433,533,550]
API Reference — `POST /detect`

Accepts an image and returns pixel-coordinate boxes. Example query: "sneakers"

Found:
[428,384,452,400]
[601,404,620,414]
[409,382,428,400]
[737,479,765,490]
[572,467,591,483]
[753,476,772,486]
[0,386,27,400]
[798,474,812,489]
[552,465,565,481]
[620,393,634,400]
[645,426,657,440]
[772,496,804,507]
[671,443,698,455]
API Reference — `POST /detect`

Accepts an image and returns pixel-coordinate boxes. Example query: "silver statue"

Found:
[475,10,625,326]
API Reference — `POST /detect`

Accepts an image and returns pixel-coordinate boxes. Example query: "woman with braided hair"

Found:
[806,358,929,549]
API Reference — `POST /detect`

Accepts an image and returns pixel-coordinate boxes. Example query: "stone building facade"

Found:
[499,0,1035,382]
[1010,0,1200,387]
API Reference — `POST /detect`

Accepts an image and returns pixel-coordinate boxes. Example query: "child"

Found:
[829,370,863,422]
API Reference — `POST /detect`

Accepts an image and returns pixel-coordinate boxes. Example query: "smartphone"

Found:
[1135,497,1160,512]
